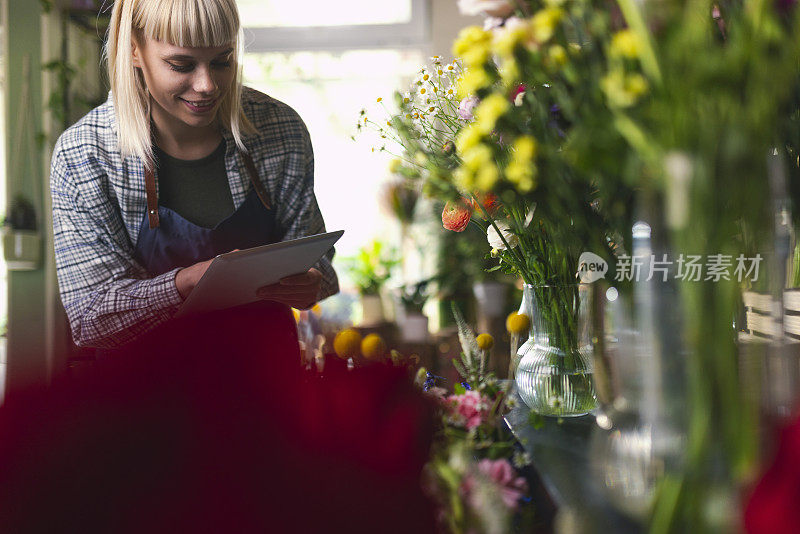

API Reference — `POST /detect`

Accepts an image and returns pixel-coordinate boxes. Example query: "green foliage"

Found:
[340,240,399,296]
[399,277,435,314]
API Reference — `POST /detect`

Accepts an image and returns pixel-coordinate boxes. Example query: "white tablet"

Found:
[175,230,344,318]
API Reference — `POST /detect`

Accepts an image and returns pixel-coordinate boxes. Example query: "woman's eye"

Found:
[212,61,232,69]
[168,63,193,73]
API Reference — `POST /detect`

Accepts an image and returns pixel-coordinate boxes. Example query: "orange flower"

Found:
[442,199,473,232]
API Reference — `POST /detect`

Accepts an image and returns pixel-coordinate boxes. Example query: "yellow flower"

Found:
[462,144,499,191]
[531,7,564,44]
[453,26,493,67]
[601,70,649,108]
[505,161,537,192]
[334,328,362,359]
[311,303,322,316]
[499,58,521,86]
[376,97,383,103]
[492,25,530,59]
[457,67,491,98]
[626,73,649,97]
[476,333,495,350]
[462,144,493,172]
[476,162,500,191]
[504,136,538,191]
[473,93,510,135]
[389,158,403,173]
[513,135,537,161]
[609,29,641,59]
[506,312,531,334]
[361,333,387,360]
[456,124,484,155]
[547,45,568,67]
[453,167,475,190]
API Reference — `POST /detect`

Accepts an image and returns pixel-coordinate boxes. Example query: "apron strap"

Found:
[243,152,272,210]
[145,165,160,229]
[143,146,272,230]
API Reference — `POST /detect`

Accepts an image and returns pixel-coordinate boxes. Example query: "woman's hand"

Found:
[175,249,240,299]
[175,258,214,299]
[256,267,322,310]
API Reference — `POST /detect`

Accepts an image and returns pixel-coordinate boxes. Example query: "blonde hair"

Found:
[104,0,256,169]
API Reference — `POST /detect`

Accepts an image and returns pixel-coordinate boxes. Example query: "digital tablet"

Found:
[175,230,344,318]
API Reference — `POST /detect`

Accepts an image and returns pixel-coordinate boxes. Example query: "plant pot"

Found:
[472,281,507,318]
[2,229,41,270]
[400,313,428,343]
[359,293,385,326]
[514,283,597,417]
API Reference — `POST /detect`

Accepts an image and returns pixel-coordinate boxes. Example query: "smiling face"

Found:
[131,34,236,142]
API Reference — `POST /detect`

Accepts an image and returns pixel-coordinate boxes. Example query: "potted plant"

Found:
[2,195,41,271]
[343,240,399,326]
[397,278,435,343]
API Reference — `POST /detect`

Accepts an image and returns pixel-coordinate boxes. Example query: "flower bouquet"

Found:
[417,306,538,534]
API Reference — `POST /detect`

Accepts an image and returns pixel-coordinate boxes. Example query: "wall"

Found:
[3,0,48,393]
[431,0,483,59]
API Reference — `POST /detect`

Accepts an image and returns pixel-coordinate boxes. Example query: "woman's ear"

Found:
[131,35,143,68]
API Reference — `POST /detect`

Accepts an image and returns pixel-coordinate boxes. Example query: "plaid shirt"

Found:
[51,87,339,349]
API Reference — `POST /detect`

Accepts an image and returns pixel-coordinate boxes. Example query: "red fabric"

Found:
[0,315,436,534]
[745,415,800,534]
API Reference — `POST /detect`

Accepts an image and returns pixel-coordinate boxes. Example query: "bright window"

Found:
[237,0,413,27]
[241,49,425,261]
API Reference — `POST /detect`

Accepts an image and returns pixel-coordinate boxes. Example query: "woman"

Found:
[50,0,338,352]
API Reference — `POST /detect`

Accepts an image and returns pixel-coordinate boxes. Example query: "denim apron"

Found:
[101,149,300,364]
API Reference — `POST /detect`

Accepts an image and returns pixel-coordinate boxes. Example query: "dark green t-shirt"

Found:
[154,140,234,229]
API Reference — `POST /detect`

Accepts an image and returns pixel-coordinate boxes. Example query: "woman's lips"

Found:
[181,98,217,113]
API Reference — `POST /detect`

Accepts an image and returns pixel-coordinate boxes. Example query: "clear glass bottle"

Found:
[515,284,597,416]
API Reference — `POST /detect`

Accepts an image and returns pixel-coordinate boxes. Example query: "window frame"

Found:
[241,0,430,52]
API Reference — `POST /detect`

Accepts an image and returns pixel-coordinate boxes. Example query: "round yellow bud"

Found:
[333,328,362,359]
[476,333,495,350]
[361,333,388,360]
[388,158,403,173]
[506,312,531,334]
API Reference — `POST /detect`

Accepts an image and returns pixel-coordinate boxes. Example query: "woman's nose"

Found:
[193,66,218,95]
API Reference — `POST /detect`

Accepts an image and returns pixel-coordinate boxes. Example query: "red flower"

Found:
[745,415,800,534]
[442,199,473,232]
[471,192,500,217]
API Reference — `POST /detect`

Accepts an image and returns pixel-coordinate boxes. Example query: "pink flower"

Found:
[462,458,528,510]
[457,95,480,121]
[446,390,490,429]
[511,84,526,106]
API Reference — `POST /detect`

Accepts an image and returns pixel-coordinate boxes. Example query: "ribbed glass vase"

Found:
[515,284,597,417]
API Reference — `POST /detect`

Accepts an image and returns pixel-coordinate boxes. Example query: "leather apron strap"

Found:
[242,152,272,210]
[143,147,271,229]
[145,165,160,229]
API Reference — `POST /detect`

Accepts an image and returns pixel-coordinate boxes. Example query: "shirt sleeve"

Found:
[273,122,339,302]
[50,147,184,349]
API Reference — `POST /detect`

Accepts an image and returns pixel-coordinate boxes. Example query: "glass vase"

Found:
[515,284,597,416]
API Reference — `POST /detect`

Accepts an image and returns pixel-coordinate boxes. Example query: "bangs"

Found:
[133,0,239,48]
